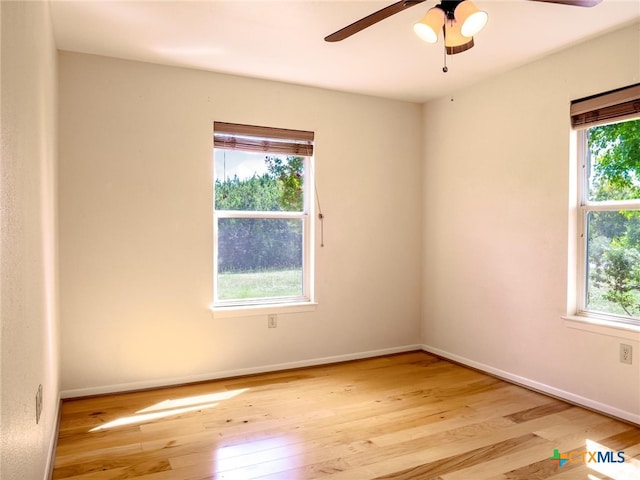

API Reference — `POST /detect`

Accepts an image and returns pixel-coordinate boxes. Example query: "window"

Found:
[212,122,314,308]
[572,84,640,326]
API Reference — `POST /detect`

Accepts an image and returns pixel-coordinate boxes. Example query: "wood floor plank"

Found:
[52,352,640,480]
[503,401,574,424]
[268,411,575,480]
[440,416,631,480]
[372,433,546,480]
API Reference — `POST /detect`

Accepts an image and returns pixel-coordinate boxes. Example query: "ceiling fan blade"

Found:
[324,0,427,42]
[527,0,602,7]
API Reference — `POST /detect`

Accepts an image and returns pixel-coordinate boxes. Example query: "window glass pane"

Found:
[586,210,640,318]
[214,149,305,212]
[217,218,303,301]
[587,119,640,202]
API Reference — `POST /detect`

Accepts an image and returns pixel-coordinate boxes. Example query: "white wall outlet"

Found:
[620,344,632,365]
[268,314,277,328]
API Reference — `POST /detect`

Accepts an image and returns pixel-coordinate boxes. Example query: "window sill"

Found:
[562,314,640,341]
[211,302,318,319]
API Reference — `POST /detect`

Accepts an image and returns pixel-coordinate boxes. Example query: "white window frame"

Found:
[211,124,315,313]
[575,124,640,327]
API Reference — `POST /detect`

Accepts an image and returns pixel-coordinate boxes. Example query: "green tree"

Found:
[215,174,281,211]
[265,155,304,211]
[589,120,640,200]
[591,240,640,316]
[215,156,304,273]
[587,118,640,316]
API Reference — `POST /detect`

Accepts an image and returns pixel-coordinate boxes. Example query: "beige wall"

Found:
[58,52,424,395]
[0,1,59,479]
[421,22,640,423]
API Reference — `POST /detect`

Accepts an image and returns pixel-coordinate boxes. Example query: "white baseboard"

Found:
[60,344,422,399]
[421,344,640,426]
[45,394,61,480]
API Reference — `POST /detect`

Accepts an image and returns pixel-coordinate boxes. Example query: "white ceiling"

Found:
[50,0,640,103]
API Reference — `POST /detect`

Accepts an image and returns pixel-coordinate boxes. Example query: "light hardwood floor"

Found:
[52,351,640,479]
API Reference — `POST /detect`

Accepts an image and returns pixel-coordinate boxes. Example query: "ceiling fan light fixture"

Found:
[444,19,474,55]
[446,37,474,55]
[454,0,488,37]
[413,6,445,43]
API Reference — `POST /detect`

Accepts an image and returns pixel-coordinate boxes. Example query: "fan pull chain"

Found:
[443,45,448,73]
[315,182,325,247]
[318,213,325,247]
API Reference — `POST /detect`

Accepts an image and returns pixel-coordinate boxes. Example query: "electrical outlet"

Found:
[620,344,632,365]
[268,314,277,328]
[35,384,43,424]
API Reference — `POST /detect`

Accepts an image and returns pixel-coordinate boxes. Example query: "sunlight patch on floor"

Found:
[89,388,249,432]
[137,388,248,413]
[213,436,303,477]
[586,438,640,480]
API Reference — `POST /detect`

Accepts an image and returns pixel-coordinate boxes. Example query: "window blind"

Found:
[571,83,640,129]
[213,122,314,156]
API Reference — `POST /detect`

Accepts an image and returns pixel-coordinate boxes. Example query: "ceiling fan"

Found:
[325,0,602,58]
